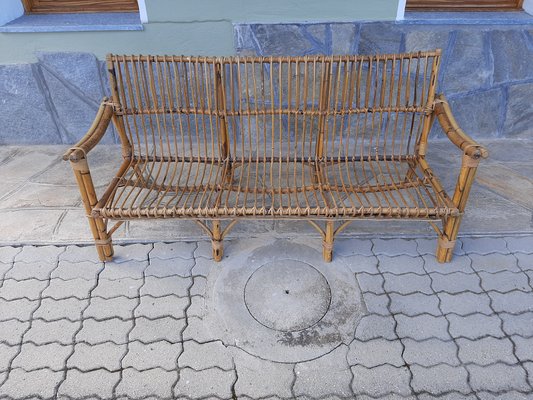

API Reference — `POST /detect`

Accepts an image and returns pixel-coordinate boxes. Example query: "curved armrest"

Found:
[63,98,114,162]
[434,94,489,160]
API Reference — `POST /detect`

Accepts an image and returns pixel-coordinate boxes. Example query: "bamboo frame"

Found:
[65,51,488,264]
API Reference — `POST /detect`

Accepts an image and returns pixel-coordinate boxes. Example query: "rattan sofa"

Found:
[63,50,488,263]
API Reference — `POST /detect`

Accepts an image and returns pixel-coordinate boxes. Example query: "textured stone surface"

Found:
[12,342,71,371]
[348,338,404,367]
[403,338,460,367]
[67,342,126,371]
[174,367,235,398]
[358,22,403,55]
[122,340,182,370]
[57,369,120,399]
[351,364,412,397]
[492,30,533,85]
[115,367,177,398]
[179,340,233,370]
[0,368,63,398]
[411,364,470,395]
[504,82,533,138]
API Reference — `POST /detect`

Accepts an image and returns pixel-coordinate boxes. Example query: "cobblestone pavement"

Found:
[1,235,533,399]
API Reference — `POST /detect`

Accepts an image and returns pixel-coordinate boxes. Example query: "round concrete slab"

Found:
[244,259,331,332]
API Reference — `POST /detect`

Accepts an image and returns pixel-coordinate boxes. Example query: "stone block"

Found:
[389,292,441,317]
[33,297,88,321]
[513,336,533,362]
[43,277,95,300]
[342,255,379,275]
[115,367,177,398]
[438,292,492,316]
[354,314,397,341]
[4,261,58,281]
[430,271,482,294]
[76,318,133,345]
[403,338,459,367]
[479,270,530,293]
[348,338,404,367]
[467,364,529,392]
[51,260,103,281]
[0,246,21,265]
[411,364,470,395]
[98,260,148,280]
[501,312,533,337]
[0,320,30,345]
[91,277,142,299]
[83,296,137,320]
[11,342,71,371]
[190,276,207,296]
[123,340,182,370]
[405,30,449,53]
[0,368,63,398]
[67,342,126,371]
[145,257,195,278]
[0,278,48,301]
[14,245,63,264]
[461,237,510,255]
[109,243,151,264]
[516,253,533,271]
[335,238,373,257]
[57,369,120,399]
[174,367,235,398]
[395,314,451,340]
[140,276,191,298]
[383,272,433,295]
[0,344,19,372]
[423,254,473,275]
[129,316,185,343]
[356,272,385,294]
[504,82,533,138]
[362,292,390,316]
[252,24,327,56]
[372,238,418,257]
[59,244,103,263]
[331,23,359,55]
[358,22,403,55]
[179,340,233,370]
[457,337,516,365]
[507,236,533,254]
[492,31,533,84]
[351,364,412,397]
[448,314,504,339]
[0,298,39,321]
[135,294,188,320]
[470,253,520,273]
[379,255,425,275]
[24,318,81,345]
[489,291,533,314]
[151,241,196,260]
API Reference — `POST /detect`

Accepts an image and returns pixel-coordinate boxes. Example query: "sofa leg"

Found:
[322,221,335,262]
[436,216,462,263]
[93,219,114,262]
[212,220,223,262]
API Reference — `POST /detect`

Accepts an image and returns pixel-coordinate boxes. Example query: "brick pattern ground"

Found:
[0,236,532,399]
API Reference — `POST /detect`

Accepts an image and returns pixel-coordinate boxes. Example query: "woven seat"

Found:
[64,51,487,263]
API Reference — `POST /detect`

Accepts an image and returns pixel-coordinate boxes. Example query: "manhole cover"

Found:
[244,260,331,332]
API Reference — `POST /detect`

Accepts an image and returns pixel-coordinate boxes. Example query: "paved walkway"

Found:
[1,236,533,399]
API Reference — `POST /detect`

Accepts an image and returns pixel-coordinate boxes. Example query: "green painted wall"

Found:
[0,0,397,64]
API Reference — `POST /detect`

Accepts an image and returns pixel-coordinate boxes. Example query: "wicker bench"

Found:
[63,50,488,263]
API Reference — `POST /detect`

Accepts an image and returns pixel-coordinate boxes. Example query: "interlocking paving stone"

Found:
[129,316,184,343]
[191,255,213,277]
[187,295,204,319]
[457,337,516,365]
[507,237,533,254]
[351,364,412,397]
[477,391,533,400]
[448,313,504,339]
[0,278,48,300]
[501,312,533,337]
[402,338,460,367]
[417,238,465,256]
[59,245,103,263]
[411,364,470,395]
[0,298,39,321]
[0,368,63,398]
[525,362,533,388]
[194,241,213,259]
[423,255,473,275]
[190,276,207,297]
[467,364,530,392]
[516,253,533,271]
[348,338,404,367]
[438,292,493,316]
[470,253,521,273]
[0,263,13,281]
[0,320,29,345]
[354,315,397,341]
[383,272,433,295]
[479,270,531,293]
[33,297,88,321]
[51,260,103,280]
[83,296,137,320]
[0,246,21,264]
[115,367,178,398]
[418,394,477,400]
[91,277,143,299]
[343,255,380,274]
[98,260,148,280]
[135,294,188,320]
[42,277,95,300]
[76,318,133,345]
[356,272,385,294]
[106,243,151,264]
[372,238,418,257]
[378,255,425,275]
[145,257,195,278]
[140,276,191,298]
[489,291,533,314]
[5,261,58,281]
[123,340,182,370]
[357,395,418,400]
[462,237,510,255]
[335,238,374,257]
[57,369,120,399]
[151,241,196,260]
[362,292,390,316]
[0,344,18,372]
[234,350,294,398]
[11,342,71,371]
[395,314,451,340]
[174,367,235,398]
[14,245,63,264]
[179,340,233,370]
[294,345,353,397]
[512,336,533,362]
[389,293,441,317]
[429,272,483,294]
[182,316,216,343]
[24,318,81,345]
[67,342,127,371]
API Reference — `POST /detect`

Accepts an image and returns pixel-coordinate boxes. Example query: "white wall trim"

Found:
[1,0,24,26]
[396,0,407,20]
[137,0,148,23]
[524,0,533,16]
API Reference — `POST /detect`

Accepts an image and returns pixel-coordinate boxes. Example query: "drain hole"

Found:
[285,290,290,295]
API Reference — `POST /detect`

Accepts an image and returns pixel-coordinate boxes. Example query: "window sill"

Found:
[0,12,143,33]
[402,11,533,25]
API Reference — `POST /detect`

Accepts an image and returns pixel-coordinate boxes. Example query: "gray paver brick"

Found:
[383,272,433,295]
[191,255,213,277]
[294,345,353,397]
[11,342,71,371]
[194,241,212,259]
[389,293,441,317]
[106,243,151,264]
[335,238,374,257]
[67,341,127,371]
[24,318,81,345]
[0,263,12,281]
[135,294,188,320]
[402,338,460,367]
[343,254,379,274]
[129,316,185,343]
[457,337,516,365]
[14,245,63,264]
[145,257,195,278]
[151,241,196,260]
[418,394,476,400]
[59,245,102,263]
[516,253,533,271]
[448,313,504,339]
[0,298,39,321]
[140,275,191,298]
[0,278,48,300]
[0,320,30,345]
[116,367,177,398]
[43,277,95,300]
[91,277,143,299]
[479,270,531,293]
[378,255,425,274]
[33,297,88,321]
[467,364,530,392]
[417,238,465,256]
[182,316,215,343]
[234,350,294,398]
[174,367,235,398]
[351,364,412,397]
[76,318,133,345]
[83,296,137,320]
[190,276,207,296]
[501,312,533,336]
[179,340,233,370]
[372,238,418,257]
[362,292,390,315]
[57,369,120,399]
[187,295,204,318]
[411,364,470,395]
[0,246,21,264]
[0,344,19,372]
[512,336,533,362]
[395,314,451,340]
[98,260,148,280]
[477,391,533,400]
[462,237,509,255]
[489,291,533,314]
[51,260,103,280]
[525,362,533,388]
[5,261,58,281]
[0,368,63,398]
[430,272,482,294]
[506,236,533,254]
[354,314,397,341]
[423,254,473,274]
[470,253,520,273]
[123,340,182,370]
[348,338,404,367]
[438,292,493,316]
